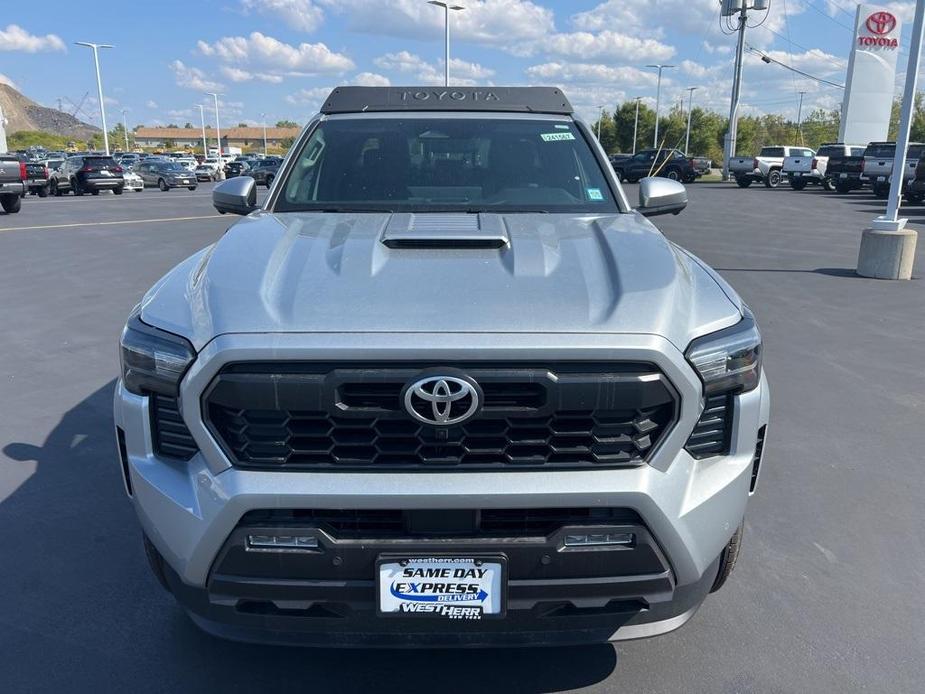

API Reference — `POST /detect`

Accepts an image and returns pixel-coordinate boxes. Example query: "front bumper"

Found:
[114,332,770,645]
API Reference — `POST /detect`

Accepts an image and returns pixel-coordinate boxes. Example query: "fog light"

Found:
[246,534,320,552]
[564,532,634,547]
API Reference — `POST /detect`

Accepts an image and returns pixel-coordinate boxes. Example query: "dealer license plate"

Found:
[378,556,504,620]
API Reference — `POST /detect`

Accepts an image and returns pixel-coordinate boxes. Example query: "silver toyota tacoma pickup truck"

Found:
[114,87,769,647]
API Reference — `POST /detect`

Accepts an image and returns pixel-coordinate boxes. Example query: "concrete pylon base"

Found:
[856,227,918,280]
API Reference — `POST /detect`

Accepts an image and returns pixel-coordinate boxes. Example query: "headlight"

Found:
[120,309,195,396]
[685,308,762,394]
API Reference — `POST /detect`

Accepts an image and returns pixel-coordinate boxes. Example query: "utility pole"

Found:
[121,109,129,152]
[633,96,641,154]
[596,105,605,139]
[75,42,114,155]
[427,1,465,87]
[206,92,224,179]
[197,104,208,159]
[721,0,771,180]
[685,87,698,155]
[260,112,268,155]
[647,64,674,148]
[797,91,806,146]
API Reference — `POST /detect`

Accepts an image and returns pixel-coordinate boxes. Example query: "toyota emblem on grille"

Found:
[403,375,481,426]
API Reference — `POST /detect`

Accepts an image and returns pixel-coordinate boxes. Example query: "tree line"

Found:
[590,96,925,163]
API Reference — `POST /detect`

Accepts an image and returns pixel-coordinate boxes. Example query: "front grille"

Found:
[203,362,678,471]
[151,394,198,460]
[238,507,643,539]
[684,394,733,458]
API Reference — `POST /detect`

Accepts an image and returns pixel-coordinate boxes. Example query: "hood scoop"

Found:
[381,213,509,249]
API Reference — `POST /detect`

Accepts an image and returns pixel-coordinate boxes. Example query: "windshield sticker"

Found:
[587,188,604,201]
[554,124,570,129]
[540,132,576,142]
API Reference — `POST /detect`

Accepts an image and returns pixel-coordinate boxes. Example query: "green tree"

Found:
[275,119,298,128]
[184,122,194,129]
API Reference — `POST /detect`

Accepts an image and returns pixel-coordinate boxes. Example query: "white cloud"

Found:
[220,66,284,83]
[352,71,390,86]
[0,24,66,53]
[525,62,656,87]
[146,100,159,109]
[286,86,331,108]
[373,51,492,86]
[542,30,675,62]
[197,32,354,76]
[0,73,19,90]
[240,0,324,32]
[169,60,224,92]
[320,0,554,51]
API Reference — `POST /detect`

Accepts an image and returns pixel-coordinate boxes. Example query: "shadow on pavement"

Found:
[0,381,618,693]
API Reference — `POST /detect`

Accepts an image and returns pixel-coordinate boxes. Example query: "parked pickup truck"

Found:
[783,144,865,191]
[0,154,25,213]
[610,148,699,183]
[690,155,712,178]
[24,159,51,197]
[863,142,925,199]
[730,146,813,188]
[826,148,866,193]
[115,85,769,648]
[905,157,925,202]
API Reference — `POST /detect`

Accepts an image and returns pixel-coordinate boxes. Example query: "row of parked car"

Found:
[729,142,925,199]
[8,151,284,200]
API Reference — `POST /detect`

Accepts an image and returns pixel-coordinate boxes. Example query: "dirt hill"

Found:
[0,83,99,140]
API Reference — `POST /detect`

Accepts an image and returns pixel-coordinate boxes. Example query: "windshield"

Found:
[276,117,617,213]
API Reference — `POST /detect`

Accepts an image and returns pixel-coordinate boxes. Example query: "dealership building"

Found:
[132,126,301,150]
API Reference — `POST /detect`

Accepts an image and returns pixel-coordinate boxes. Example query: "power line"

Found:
[803,0,855,33]
[747,45,846,89]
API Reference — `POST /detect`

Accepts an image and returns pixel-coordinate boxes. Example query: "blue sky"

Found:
[0,0,918,130]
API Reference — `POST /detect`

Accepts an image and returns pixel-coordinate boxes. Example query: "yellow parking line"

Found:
[0,214,226,232]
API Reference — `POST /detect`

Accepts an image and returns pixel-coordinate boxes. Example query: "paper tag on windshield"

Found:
[540,132,575,142]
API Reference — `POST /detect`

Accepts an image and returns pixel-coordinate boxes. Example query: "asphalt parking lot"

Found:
[0,181,923,693]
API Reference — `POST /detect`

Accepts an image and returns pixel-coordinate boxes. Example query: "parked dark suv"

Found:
[245,157,283,187]
[223,161,251,178]
[51,155,125,196]
[610,149,698,183]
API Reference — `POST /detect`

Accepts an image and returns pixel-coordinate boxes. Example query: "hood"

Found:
[141,211,741,352]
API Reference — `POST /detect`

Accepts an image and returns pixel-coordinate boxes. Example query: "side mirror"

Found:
[213,176,258,215]
[637,177,687,217]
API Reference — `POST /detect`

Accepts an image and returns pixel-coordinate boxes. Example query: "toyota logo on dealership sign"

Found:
[860,11,898,47]
[866,11,896,35]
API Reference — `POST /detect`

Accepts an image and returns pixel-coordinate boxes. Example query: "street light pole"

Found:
[596,105,605,139]
[197,104,208,159]
[685,87,698,155]
[796,91,806,146]
[632,96,641,154]
[75,42,113,155]
[121,109,129,152]
[647,64,673,148]
[206,92,224,179]
[260,112,267,155]
[427,1,465,87]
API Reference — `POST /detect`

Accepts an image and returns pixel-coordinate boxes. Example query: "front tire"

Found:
[158,178,169,192]
[37,185,48,198]
[72,179,83,196]
[822,178,835,192]
[1,194,22,213]
[764,169,782,188]
[710,524,744,593]
[665,168,681,181]
[113,186,124,195]
[52,180,62,196]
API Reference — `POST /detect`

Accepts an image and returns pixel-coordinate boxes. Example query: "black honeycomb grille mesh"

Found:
[203,362,678,472]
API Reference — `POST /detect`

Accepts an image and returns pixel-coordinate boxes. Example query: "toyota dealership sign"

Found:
[840,5,903,144]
